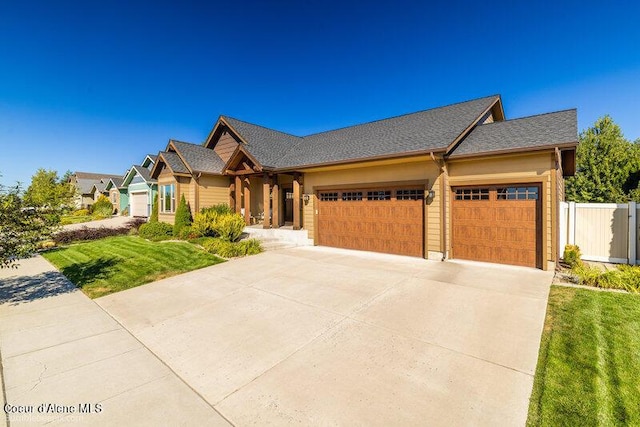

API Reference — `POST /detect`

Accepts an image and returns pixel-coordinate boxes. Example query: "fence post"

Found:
[568,201,576,245]
[629,201,636,265]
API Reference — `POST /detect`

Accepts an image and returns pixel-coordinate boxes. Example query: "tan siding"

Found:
[198,175,230,209]
[109,189,120,213]
[214,132,239,163]
[302,160,441,256]
[483,113,494,124]
[158,163,173,178]
[447,152,554,266]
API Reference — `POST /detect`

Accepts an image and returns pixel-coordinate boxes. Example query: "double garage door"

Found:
[451,185,541,268]
[317,186,425,257]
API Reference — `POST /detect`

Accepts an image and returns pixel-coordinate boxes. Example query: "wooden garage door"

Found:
[130,191,148,217]
[451,186,541,268]
[317,187,424,257]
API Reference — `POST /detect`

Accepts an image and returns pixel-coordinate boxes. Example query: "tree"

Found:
[149,193,158,223]
[566,116,640,203]
[0,183,58,268]
[24,168,74,209]
[173,194,192,236]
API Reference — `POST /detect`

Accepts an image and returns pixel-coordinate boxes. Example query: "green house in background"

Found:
[121,155,157,218]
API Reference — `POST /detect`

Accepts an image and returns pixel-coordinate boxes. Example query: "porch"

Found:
[229,172,305,230]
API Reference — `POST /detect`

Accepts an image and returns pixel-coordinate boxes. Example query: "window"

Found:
[342,191,363,201]
[160,184,176,213]
[497,187,538,200]
[367,190,391,200]
[111,193,116,203]
[454,188,489,200]
[319,192,338,201]
[396,189,424,200]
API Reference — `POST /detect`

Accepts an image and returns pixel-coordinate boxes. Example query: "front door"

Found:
[283,186,293,223]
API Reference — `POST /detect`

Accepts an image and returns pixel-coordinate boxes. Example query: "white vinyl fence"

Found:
[560,201,637,264]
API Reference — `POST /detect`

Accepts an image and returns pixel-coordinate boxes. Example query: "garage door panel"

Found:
[452,186,540,268]
[317,188,424,257]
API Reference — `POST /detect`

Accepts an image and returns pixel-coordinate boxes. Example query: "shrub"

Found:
[572,263,601,287]
[173,195,192,237]
[72,209,90,216]
[149,193,158,223]
[200,203,232,216]
[215,213,245,242]
[563,245,582,268]
[139,222,173,241]
[92,195,113,219]
[203,238,262,258]
[54,226,132,244]
[203,238,240,258]
[126,218,147,230]
[122,207,129,216]
[176,225,202,240]
[192,210,219,237]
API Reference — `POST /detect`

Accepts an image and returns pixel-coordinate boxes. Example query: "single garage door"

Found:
[130,191,149,217]
[317,187,424,257]
[451,185,541,268]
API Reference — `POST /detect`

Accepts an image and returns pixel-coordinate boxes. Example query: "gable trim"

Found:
[444,96,503,155]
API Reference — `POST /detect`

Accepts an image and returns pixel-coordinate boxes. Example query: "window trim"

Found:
[159,184,176,213]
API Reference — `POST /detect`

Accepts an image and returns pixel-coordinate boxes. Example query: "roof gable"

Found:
[168,140,225,174]
[122,165,156,187]
[448,109,578,158]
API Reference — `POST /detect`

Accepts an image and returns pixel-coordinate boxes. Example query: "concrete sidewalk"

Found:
[0,256,229,426]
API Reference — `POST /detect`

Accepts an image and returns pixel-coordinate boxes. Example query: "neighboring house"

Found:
[151,95,578,270]
[104,177,125,214]
[68,172,121,209]
[121,155,158,217]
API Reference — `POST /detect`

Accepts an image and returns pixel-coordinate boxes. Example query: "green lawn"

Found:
[528,285,640,426]
[43,236,224,298]
[60,215,93,225]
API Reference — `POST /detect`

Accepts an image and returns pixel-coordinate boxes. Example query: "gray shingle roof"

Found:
[73,173,121,194]
[449,109,578,157]
[259,95,498,168]
[131,165,155,183]
[160,151,189,174]
[221,117,302,169]
[171,140,226,174]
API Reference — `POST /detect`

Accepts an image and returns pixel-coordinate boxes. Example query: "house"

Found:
[121,155,157,217]
[68,172,121,209]
[104,177,125,214]
[151,95,578,270]
[151,141,229,223]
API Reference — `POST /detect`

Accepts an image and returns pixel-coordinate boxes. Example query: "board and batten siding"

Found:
[302,158,442,257]
[214,132,239,164]
[447,152,555,269]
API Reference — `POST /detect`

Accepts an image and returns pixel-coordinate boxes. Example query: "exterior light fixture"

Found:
[303,194,310,202]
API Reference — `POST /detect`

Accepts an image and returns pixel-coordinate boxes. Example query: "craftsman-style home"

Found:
[151,95,578,270]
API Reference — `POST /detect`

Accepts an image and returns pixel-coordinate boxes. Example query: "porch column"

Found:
[293,172,301,230]
[243,177,251,225]
[229,177,235,211]
[272,179,280,228]
[263,174,271,229]
[234,176,242,214]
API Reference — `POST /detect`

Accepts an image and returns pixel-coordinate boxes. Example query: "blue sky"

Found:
[1,0,639,186]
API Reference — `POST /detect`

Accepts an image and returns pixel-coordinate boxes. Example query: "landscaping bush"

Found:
[192,209,219,237]
[202,238,262,258]
[122,207,129,216]
[173,195,192,237]
[176,225,202,240]
[215,213,245,242]
[200,203,232,216]
[53,218,146,244]
[139,222,173,241]
[562,245,582,268]
[72,209,90,216]
[127,218,147,230]
[149,193,158,223]
[92,195,113,219]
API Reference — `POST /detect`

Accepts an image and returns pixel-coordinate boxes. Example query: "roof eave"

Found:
[447,141,579,160]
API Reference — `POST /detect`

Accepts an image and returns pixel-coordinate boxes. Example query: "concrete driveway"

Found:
[97,246,552,426]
